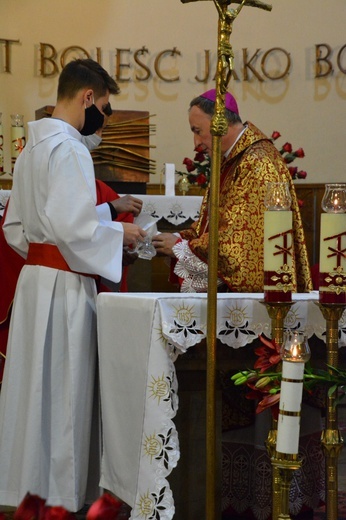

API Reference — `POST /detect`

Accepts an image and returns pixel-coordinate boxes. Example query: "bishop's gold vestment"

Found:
[180,122,312,293]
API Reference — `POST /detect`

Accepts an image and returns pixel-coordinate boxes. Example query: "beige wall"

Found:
[1,0,345,185]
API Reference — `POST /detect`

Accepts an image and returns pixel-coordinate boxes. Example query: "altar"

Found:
[96,291,343,520]
[0,191,202,222]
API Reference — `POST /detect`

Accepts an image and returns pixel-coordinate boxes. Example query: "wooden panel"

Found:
[92,110,155,185]
[0,179,12,189]
[35,106,155,187]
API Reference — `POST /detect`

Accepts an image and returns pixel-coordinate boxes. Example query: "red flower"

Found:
[86,493,122,520]
[288,166,298,178]
[297,170,307,179]
[14,493,46,520]
[253,335,281,373]
[298,199,304,208]
[294,147,305,158]
[256,394,280,418]
[281,142,292,153]
[270,131,308,181]
[245,378,280,418]
[196,173,207,186]
[194,151,205,163]
[178,147,211,189]
[182,157,195,173]
[39,506,76,520]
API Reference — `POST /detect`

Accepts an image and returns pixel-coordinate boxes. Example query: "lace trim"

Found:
[172,239,223,292]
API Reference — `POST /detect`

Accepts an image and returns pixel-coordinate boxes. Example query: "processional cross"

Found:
[180,2,272,520]
[182,0,272,135]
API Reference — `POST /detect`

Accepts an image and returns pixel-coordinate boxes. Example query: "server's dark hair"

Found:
[57,59,119,100]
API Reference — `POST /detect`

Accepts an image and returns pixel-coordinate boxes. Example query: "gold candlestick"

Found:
[264,301,293,345]
[317,303,344,520]
[178,173,190,195]
[180,2,272,518]
[272,457,301,520]
[263,301,293,520]
[273,331,311,520]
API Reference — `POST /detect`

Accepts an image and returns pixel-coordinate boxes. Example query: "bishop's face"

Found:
[188,105,230,156]
[189,105,213,156]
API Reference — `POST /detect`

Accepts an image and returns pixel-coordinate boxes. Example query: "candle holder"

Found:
[262,301,293,520]
[316,303,345,520]
[178,173,190,195]
[318,183,346,519]
[271,458,301,520]
[319,183,346,304]
[11,114,25,173]
[263,182,294,303]
[273,330,311,520]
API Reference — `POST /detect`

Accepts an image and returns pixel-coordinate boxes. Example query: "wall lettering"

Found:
[1,39,345,81]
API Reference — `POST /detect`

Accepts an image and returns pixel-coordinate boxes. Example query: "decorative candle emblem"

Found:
[0,112,3,173]
[11,114,26,172]
[276,330,311,456]
[263,182,293,302]
[319,183,346,304]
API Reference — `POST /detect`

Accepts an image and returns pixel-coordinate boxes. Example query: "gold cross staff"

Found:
[180,1,272,520]
[181,0,272,11]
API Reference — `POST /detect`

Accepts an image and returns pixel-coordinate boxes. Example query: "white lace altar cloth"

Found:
[97,292,342,520]
[137,194,202,226]
[0,192,202,224]
[0,190,11,217]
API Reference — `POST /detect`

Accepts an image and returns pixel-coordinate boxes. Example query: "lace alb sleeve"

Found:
[172,239,223,293]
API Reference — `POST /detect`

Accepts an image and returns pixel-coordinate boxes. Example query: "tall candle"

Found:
[276,360,304,455]
[164,163,176,196]
[264,210,293,302]
[11,114,25,173]
[0,113,3,173]
[319,185,346,304]
[276,330,310,456]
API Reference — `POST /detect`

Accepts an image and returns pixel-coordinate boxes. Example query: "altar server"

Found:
[0,58,145,511]
[0,177,140,384]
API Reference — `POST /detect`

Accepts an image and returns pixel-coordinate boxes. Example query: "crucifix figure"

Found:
[213,0,272,93]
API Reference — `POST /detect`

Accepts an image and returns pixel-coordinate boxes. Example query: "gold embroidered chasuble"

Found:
[180,122,312,293]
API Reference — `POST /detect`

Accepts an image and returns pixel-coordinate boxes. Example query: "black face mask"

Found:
[80,103,104,136]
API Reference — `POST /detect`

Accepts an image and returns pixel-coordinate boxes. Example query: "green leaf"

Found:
[328,384,338,397]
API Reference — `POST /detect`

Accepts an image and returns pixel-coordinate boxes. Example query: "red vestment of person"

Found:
[178,122,312,293]
[0,179,132,382]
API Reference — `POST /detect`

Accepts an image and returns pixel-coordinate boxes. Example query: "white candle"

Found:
[276,360,304,455]
[0,120,3,173]
[264,210,293,301]
[164,163,176,196]
[319,213,346,303]
[11,126,25,172]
